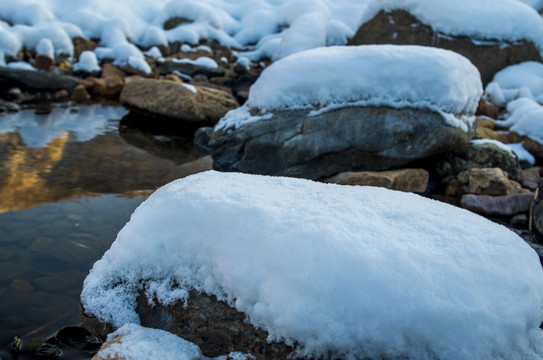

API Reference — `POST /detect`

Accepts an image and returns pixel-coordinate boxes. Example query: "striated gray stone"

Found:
[197,106,472,180]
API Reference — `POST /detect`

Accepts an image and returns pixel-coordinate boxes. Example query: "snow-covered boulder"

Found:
[197,45,482,179]
[349,0,543,84]
[81,171,543,359]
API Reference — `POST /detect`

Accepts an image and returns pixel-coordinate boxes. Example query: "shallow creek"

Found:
[0,104,210,356]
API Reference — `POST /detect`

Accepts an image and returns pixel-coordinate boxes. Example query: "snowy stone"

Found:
[73,51,101,74]
[36,38,54,58]
[200,45,481,178]
[12,23,74,57]
[497,98,543,143]
[95,324,202,360]
[358,0,543,52]
[172,57,218,69]
[143,46,162,60]
[220,45,482,131]
[486,62,543,106]
[82,170,543,360]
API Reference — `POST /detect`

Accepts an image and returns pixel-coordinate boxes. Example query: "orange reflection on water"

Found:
[0,105,211,213]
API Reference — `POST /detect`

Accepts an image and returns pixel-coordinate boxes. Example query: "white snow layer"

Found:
[218,45,482,131]
[82,171,543,360]
[73,51,101,73]
[484,62,543,145]
[359,0,543,51]
[496,98,543,143]
[96,324,202,360]
[486,62,543,107]
[2,0,542,66]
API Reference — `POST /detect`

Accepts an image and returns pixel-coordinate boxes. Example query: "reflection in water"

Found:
[0,106,211,212]
[0,105,211,356]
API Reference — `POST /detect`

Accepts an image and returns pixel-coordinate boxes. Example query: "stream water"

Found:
[0,104,210,357]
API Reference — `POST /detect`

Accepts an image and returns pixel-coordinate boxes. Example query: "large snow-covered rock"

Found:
[349,0,543,84]
[81,171,543,360]
[197,45,482,179]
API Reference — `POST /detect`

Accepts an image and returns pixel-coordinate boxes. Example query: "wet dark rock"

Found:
[511,214,529,227]
[348,10,542,84]
[198,106,472,180]
[81,290,293,359]
[435,143,522,181]
[0,68,80,95]
[120,78,238,124]
[35,325,101,360]
[156,60,225,78]
[80,304,115,343]
[461,193,533,216]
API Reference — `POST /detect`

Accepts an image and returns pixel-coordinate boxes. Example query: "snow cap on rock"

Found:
[73,50,101,73]
[82,170,543,360]
[359,0,543,52]
[219,45,482,131]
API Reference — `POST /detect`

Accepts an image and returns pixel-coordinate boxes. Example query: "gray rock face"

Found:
[0,67,80,94]
[348,10,542,85]
[197,106,473,180]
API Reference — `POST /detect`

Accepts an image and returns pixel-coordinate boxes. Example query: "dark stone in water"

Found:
[35,325,101,360]
[0,68,80,96]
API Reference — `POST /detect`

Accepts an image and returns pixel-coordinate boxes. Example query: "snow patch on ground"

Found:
[82,171,543,360]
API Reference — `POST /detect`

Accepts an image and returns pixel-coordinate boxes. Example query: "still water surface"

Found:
[0,104,209,355]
